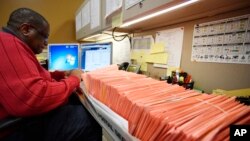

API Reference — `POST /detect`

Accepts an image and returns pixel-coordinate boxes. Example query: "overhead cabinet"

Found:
[75,0,103,40]
[75,0,250,40]
[76,0,176,40]
[122,0,174,24]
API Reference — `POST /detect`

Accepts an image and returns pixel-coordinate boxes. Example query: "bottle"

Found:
[176,69,179,82]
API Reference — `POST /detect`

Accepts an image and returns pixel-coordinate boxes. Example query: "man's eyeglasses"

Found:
[29,25,49,42]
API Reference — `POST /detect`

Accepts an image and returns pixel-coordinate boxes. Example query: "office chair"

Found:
[0,117,24,139]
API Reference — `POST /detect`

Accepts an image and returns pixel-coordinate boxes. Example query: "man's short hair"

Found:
[7,8,48,29]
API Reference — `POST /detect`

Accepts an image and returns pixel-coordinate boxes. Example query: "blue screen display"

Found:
[80,42,112,71]
[48,44,79,71]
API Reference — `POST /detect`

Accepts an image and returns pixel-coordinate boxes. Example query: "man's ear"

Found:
[19,23,32,36]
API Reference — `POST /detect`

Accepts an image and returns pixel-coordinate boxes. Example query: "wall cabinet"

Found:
[75,0,250,40]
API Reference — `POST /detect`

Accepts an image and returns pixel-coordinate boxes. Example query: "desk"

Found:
[78,82,139,141]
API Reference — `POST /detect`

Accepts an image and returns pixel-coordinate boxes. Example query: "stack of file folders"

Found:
[82,65,250,141]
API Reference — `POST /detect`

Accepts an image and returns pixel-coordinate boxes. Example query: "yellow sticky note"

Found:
[138,51,147,62]
[112,12,123,28]
[146,53,168,64]
[144,54,153,63]
[131,51,149,61]
[150,42,165,54]
[140,62,147,71]
[131,51,140,60]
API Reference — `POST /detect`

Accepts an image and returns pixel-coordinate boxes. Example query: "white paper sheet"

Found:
[132,35,154,50]
[155,27,184,68]
[191,14,250,64]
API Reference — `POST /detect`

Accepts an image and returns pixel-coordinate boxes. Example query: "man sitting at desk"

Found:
[0,8,101,141]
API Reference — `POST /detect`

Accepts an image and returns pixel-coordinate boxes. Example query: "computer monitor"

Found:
[48,43,79,71]
[80,42,112,71]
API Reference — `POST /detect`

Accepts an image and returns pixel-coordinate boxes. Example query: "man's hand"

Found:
[65,69,83,81]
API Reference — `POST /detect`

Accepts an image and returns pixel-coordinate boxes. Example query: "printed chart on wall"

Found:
[191,14,250,64]
[155,27,184,68]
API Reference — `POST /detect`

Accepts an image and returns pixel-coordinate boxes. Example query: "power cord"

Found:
[111,27,130,42]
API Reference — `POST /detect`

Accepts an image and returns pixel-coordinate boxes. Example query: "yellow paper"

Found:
[131,51,140,60]
[145,52,168,64]
[150,42,165,54]
[140,62,147,71]
[144,54,153,63]
[130,50,149,72]
[138,51,146,62]
[131,51,149,61]
[112,12,123,28]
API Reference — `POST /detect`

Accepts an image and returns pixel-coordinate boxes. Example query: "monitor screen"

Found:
[80,42,112,71]
[48,44,79,71]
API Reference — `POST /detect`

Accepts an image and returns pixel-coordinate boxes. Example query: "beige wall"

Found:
[181,8,250,93]
[135,8,250,93]
[0,0,83,43]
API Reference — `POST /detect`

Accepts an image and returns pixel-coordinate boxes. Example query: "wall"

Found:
[0,0,83,43]
[135,8,250,93]
[99,37,131,65]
